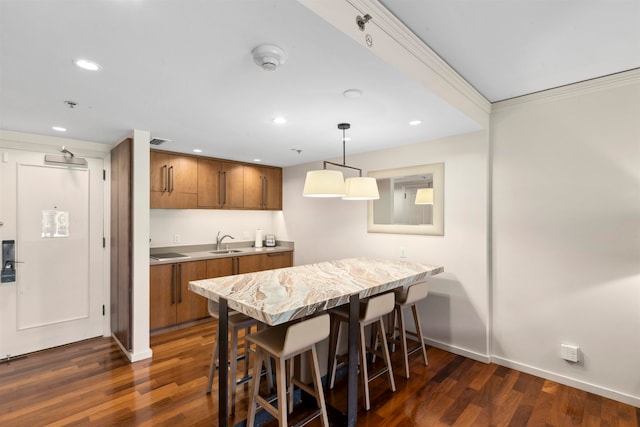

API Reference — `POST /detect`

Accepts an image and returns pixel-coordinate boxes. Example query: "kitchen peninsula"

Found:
[189,257,444,427]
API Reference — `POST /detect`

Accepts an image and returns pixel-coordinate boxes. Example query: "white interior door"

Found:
[0,149,105,358]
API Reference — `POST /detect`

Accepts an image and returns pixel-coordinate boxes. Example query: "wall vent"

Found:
[150,137,170,146]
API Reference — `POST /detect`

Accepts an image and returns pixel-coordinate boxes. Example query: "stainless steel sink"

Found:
[210,249,243,254]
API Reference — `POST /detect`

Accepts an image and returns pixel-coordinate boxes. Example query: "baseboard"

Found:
[112,335,153,363]
[423,337,491,364]
[491,356,640,408]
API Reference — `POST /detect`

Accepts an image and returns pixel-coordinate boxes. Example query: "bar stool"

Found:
[327,292,396,411]
[246,314,330,427]
[389,281,429,379]
[206,300,263,414]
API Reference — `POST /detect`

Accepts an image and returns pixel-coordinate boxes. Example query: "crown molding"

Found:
[492,68,640,112]
[348,0,490,114]
[297,0,490,127]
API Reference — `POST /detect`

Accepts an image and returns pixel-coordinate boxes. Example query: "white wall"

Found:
[491,72,640,406]
[150,209,278,248]
[279,130,490,360]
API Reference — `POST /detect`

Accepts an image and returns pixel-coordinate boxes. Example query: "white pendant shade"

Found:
[415,188,434,204]
[342,177,380,200]
[303,170,346,197]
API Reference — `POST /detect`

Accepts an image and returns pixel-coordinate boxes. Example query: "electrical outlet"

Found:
[400,247,407,258]
[561,344,580,362]
[173,234,181,244]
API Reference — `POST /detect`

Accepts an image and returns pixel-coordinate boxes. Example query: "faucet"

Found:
[216,231,235,251]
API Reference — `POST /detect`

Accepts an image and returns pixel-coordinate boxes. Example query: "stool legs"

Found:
[394,303,429,379]
[328,315,396,411]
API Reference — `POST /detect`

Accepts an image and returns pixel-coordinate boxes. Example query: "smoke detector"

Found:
[252,44,286,71]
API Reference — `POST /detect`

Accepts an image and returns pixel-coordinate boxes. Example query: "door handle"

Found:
[169,166,175,192]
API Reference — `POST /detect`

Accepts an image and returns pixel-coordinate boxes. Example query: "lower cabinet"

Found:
[151,251,293,332]
[150,260,208,331]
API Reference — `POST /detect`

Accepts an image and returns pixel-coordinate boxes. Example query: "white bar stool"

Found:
[206,300,265,414]
[327,292,396,411]
[246,314,330,427]
[389,281,429,379]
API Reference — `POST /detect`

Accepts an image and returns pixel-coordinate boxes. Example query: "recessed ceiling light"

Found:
[273,117,287,124]
[344,137,351,141]
[73,58,102,71]
[52,126,67,132]
[409,120,422,126]
[253,158,262,162]
[193,149,202,153]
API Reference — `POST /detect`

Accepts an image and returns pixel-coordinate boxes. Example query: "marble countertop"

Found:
[189,257,444,325]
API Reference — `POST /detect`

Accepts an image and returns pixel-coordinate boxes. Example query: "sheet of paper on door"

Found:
[41,210,70,238]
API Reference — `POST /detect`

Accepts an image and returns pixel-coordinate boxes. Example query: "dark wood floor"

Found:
[0,319,637,426]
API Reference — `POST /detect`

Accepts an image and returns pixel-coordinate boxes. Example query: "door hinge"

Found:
[103,169,106,181]
[102,304,105,316]
[103,237,106,248]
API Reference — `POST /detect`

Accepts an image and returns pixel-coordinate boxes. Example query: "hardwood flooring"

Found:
[0,320,637,426]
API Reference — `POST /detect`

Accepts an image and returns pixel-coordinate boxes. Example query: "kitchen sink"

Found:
[210,249,243,254]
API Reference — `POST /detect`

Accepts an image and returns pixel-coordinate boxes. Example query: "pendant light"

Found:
[302,123,379,200]
[415,187,434,204]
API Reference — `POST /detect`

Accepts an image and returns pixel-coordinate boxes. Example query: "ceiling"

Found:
[1,0,638,167]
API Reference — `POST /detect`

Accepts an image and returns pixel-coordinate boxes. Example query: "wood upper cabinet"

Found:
[150,260,208,331]
[243,165,282,210]
[197,159,244,209]
[150,151,198,209]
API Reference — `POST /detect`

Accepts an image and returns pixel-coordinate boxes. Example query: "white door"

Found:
[0,148,105,358]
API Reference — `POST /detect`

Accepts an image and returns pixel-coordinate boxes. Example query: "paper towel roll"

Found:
[255,229,263,248]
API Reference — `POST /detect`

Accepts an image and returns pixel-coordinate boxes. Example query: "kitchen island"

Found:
[189,257,444,427]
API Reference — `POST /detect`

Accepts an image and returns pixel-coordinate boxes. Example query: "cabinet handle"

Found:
[261,176,266,208]
[169,166,175,192]
[217,170,223,206]
[171,264,176,304]
[178,264,182,303]
[222,171,227,205]
[162,165,168,192]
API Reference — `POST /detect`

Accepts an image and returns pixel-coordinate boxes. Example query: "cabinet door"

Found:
[263,251,293,270]
[243,166,282,210]
[197,160,244,209]
[150,151,170,193]
[170,155,198,194]
[237,252,292,274]
[262,167,282,210]
[150,264,177,330]
[219,161,244,209]
[151,151,198,209]
[206,257,234,278]
[177,261,209,324]
[242,165,263,210]
[197,158,222,208]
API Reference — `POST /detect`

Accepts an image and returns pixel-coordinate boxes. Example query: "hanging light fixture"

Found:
[303,123,379,200]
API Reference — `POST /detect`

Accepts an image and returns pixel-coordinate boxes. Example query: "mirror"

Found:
[367,163,444,235]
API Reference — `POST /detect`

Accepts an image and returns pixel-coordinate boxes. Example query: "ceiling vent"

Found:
[252,44,286,71]
[150,137,170,146]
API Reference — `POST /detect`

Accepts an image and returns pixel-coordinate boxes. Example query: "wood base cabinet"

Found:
[151,252,293,332]
[150,260,208,330]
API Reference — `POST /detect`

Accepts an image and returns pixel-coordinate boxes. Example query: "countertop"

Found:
[189,257,443,325]
[149,242,293,266]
